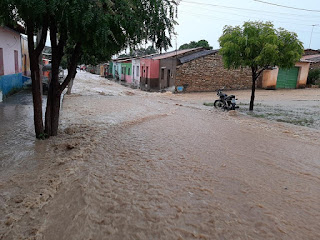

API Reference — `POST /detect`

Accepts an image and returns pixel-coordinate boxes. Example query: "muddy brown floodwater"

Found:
[1,72,320,240]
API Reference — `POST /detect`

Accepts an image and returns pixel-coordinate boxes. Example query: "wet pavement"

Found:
[1,72,320,239]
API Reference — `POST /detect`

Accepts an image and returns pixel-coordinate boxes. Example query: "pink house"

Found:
[140,57,160,90]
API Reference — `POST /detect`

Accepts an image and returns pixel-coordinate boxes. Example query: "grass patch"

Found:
[203,102,215,106]
[248,113,266,118]
[276,118,314,126]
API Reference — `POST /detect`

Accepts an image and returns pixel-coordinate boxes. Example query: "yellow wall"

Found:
[21,36,30,76]
[100,65,105,77]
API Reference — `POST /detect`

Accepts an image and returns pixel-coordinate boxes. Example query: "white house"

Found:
[132,58,140,88]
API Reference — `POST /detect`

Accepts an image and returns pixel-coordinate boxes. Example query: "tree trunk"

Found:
[66,78,74,95]
[249,67,257,111]
[45,74,61,136]
[27,22,47,138]
[29,54,44,137]
[45,46,63,136]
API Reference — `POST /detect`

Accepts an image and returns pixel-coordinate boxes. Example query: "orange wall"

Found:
[261,68,279,89]
[295,62,310,88]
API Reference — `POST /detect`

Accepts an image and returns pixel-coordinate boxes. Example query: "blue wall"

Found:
[0,73,23,99]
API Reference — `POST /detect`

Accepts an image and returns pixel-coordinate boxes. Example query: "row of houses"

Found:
[101,48,319,92]
[1,23,319,101]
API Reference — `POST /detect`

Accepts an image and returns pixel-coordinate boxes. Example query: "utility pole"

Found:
[309,24,319,49]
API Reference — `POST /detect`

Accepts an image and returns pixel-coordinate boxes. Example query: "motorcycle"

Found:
[214,89,239,111]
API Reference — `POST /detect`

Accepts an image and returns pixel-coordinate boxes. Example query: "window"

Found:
[0,48,4,76]
[136,66,139,77]
[128,68,130,75]
[14,50,19,73]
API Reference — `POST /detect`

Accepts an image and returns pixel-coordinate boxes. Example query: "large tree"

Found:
[219,21,304,111]
[1,0,177,138]
[0,1,49,138]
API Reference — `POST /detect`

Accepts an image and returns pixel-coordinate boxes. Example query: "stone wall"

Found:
[175,53,252,92]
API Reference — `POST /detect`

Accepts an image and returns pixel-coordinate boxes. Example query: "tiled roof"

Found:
[178,49,218,64]
[150,47,204,60]
[301,54,320,63]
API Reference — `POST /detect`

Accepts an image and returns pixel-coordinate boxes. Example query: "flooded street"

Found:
[1,72,320,239]
[0,92,47,177]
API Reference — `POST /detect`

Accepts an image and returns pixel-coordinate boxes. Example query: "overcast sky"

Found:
[45,0,320,52]
[171,0,320,51]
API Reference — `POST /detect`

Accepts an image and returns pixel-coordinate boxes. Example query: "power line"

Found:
[254,0,320,13]
[180,3,320,25]
[178,9,320,32]
[181,0,320,17]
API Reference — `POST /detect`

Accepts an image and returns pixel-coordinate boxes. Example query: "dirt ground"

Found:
[1,72,320,240]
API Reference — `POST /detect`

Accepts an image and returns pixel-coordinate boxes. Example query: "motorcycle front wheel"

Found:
[214,100,225,109]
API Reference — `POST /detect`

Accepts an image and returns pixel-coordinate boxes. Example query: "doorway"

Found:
[167,69,171,87]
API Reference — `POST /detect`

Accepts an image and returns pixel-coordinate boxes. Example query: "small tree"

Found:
[219,21,304,111]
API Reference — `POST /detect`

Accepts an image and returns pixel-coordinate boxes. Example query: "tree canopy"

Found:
[179,39,212,50]
[219,21,304,110]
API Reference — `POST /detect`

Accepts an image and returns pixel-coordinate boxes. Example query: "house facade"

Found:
[140,48,205,91]
[140,57,160,90]
[120,60,132,83]
[175,50,252,92]
[111,60,121,80]
[21,35,30,77]
[132,58,140,87]
[0,26,23,101]
[261,61,310,89]
[158,48,205,90]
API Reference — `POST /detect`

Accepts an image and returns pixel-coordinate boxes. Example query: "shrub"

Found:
[307,69,320,85]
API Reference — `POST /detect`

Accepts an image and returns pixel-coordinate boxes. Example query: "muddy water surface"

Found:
[0,91,48,176]
[1,73,320,240]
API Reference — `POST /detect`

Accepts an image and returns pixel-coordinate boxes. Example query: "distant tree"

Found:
[219,21,303,111]
[1,0,177,138]
[137,46,159,56]
[179,39,212,50]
